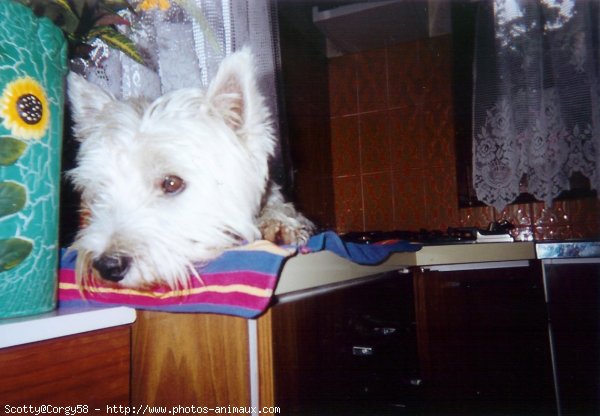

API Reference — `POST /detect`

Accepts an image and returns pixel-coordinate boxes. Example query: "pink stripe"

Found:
[200,271,277,288]
[60,269,75,282]
[60,269,276,290]
[60,288,268,308]
[58,268,273,310]
[59,279,270,307]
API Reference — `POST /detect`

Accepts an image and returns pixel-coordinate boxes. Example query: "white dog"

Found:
[67,48,314,289]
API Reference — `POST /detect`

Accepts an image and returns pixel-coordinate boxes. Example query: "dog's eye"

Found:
[161,175,185,195]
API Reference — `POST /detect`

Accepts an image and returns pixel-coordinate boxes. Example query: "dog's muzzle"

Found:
[92,254,132,282]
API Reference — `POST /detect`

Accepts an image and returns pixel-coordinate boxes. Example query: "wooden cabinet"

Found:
[257,271,419,415]
[543,258,600,416]
[131,311,251,407]
[130,272,418,414]
[414,260,556,415]
[129,259,565,414]
[0,325,131,407]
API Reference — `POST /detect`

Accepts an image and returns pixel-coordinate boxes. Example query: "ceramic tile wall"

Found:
[459,199,600,241]
[328,35,459,233]
[326,35,600,240]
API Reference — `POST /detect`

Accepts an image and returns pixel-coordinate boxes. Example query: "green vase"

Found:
[0,1,67,318]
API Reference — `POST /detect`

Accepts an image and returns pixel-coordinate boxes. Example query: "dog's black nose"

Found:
[92,255,132,282]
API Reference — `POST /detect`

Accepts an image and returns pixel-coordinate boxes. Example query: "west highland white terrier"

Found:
[67,48,315,289]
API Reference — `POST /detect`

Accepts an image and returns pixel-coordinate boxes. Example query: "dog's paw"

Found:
[260,218,313,246]
[258,182,315,246]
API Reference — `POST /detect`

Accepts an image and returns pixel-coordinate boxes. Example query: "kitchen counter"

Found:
[0,306,136,348]
[0,241,537,347]
[276,241,536,295]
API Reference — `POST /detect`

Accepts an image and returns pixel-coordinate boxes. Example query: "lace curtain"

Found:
[70,0,285,178]
[472,0,600,211]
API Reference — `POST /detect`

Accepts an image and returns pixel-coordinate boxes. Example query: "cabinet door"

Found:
[0,326,130,407]
[544,259,600,416]
[414,261,555,415]
[132,311,251,407]
[263,271,419,415]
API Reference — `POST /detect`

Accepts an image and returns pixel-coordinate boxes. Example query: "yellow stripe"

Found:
[60,282,272,299]
[228,240,295,256]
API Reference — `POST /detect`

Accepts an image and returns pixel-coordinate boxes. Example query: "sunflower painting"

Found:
[0,77,50,140]
[0,0,67,318]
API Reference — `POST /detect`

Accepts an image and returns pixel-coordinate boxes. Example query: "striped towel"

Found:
[58,232,421,318]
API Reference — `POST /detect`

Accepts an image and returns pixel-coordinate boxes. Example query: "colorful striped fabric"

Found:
[58,232,421,318]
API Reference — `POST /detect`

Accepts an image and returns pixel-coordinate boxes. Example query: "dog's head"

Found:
[67,49,276,289]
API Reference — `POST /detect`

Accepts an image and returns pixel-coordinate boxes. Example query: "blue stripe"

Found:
[59,298,261,318]
[197,250,286,274]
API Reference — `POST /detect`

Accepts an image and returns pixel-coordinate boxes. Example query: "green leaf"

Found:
[0,137,27,165]
[0,182,27,218]
[53,0,81,33]
[0,238,33,272]
[17,0,81,35]
[89,26,145,65]
[52,0,77,15]
[100,0,135,14]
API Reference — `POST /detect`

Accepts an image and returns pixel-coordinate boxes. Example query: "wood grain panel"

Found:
[267,296,327,411]
[131,311,250,407]
[0,326,130,407]
[256,311,275,408]
[413,268,432,380]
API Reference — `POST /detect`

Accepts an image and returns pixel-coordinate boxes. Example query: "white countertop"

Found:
[0,306,136,349]
[276,241,536,295]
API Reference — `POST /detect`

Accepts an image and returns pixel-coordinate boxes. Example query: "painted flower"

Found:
[138,0,171,11]
[0,77,49,140]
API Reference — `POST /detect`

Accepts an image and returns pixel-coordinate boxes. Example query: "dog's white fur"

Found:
[67,48,314,289]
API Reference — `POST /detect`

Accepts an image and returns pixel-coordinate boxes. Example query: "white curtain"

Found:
[72,0,280,100]
[70,0,285,182]
[472,0,600,211]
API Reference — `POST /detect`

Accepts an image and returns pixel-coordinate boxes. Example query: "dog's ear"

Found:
[206,48,269,134]
[67,72,115,126]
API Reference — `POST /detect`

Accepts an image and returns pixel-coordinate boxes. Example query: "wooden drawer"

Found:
[0,325,131,407]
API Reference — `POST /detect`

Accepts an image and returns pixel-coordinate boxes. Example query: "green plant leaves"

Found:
[101,0,134,13]
[0,182,27,218]
[0,136,27,165]
[0,238,33,271]
[89,26,145,65]
[17,0,80,34]
[52,0,80,34]
[17,0,147,66]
